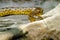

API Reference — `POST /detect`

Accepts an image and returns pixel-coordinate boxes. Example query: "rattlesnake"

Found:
[0,7,43,22]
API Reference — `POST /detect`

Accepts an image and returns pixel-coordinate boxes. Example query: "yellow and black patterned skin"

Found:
[0,7,43,22]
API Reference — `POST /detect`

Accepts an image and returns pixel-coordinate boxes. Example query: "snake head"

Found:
[31,7,43,20]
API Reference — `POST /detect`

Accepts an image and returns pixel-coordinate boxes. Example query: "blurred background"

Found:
[0,0,60,13]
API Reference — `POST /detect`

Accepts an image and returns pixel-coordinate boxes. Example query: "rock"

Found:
[0,19,27,40]
[19,3,60,40]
